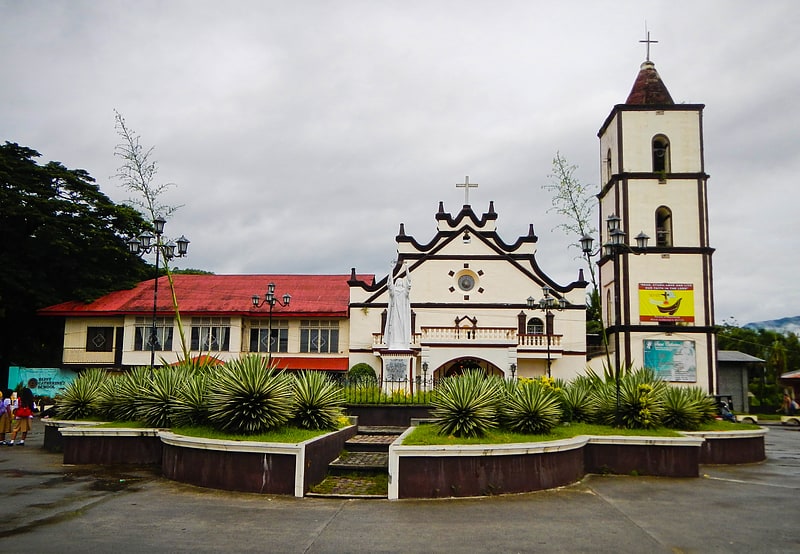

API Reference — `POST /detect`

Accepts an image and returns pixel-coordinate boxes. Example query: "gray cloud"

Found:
[1,0,797,325]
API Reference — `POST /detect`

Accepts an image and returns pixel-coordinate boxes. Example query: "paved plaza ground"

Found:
[1,420,798,553]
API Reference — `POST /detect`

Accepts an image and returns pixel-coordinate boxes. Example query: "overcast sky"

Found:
[2,1,797,325]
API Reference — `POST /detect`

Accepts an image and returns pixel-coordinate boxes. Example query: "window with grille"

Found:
[190,317,231,351]
[526,317,544,335]
[300,320,339,353]
[134,317,174,351]
[249,319,289,353]
[86,327,114,352]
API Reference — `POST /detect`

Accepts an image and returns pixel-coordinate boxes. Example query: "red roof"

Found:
[39,274,373,318]
[625,61,674,105]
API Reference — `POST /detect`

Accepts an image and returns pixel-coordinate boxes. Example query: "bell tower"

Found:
[596,54,717,391]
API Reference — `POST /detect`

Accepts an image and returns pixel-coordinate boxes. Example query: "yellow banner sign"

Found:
[638,283,694,323]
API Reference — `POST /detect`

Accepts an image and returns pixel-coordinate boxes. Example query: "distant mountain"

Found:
[744,316,800,336]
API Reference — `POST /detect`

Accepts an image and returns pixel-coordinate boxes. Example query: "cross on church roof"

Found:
[640,27,658,62]
[456,176,478,206]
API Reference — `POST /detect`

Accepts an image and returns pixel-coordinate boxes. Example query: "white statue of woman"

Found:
[385,261,411,350]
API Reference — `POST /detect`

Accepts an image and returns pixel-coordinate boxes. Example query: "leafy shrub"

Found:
[207,355,294,434]
[348,363,377,385]
[432,370,501,438]
[55,368,107,420]
[502,380,562,434]
[291,371,345,430]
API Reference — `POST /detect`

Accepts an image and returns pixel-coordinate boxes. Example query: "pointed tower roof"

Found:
[625,60,674,105]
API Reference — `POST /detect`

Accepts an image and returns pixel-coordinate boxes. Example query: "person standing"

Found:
[782,393,794,415]
[9,380,36,446]
[0,389,12,445]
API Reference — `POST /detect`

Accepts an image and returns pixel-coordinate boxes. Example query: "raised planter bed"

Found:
[584,435,704,477]
[389,430,588,499]
[682,428,768,464]
[60,426,163,465]
[160,424,357,497]
[43,419,106,453]
[388,430,733,499]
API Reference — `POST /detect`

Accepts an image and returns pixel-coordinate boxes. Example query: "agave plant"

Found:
[94,367,152,422]
[55,368,108,420]
[137,366,193,427]
[684,386,718,423]
[661,386,718,430]
[558,376,595,423]
[660,386,703,430]
[502,379,562,434]
[291,371,345,430]
[432,370,501,438]
[207,355,295,434]
[591,368,666,429]
[170,371,211,427]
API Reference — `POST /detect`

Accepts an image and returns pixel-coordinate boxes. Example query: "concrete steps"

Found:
[307,426,405,498]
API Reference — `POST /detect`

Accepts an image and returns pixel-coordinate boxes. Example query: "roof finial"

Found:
[640,23,658,62]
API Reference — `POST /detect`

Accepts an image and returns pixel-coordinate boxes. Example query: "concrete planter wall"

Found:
[43,420,105,453]
[345,405,432,427]
[160,424,357,497]
[388,430,716,500]
[389,431,588,499]
[584,436,704,477]
[682,429,768,464]
[60,427,163,465]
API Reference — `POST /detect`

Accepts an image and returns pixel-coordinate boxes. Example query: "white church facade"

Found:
[40,56,717,393]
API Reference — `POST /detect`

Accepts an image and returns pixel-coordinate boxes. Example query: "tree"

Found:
[114,111,192,358]
[542,152,597,272]
[114,110,181,222]
[541,153,608,360]
[717,322,800,408]
[0,142,150,373]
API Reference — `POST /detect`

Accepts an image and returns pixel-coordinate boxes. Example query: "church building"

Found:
[39,53,718,393]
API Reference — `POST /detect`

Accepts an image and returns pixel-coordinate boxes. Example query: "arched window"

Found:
[606,290,613,325]
[527,317,544,335]
[605,148,612,182]
[656,206,673,247]
[652,135,670,173]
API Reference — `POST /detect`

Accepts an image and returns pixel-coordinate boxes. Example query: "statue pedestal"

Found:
[382,354,411,394]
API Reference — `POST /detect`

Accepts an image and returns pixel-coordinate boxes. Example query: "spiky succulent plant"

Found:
[432,370,501,438]
[291,371,345,430]
[502,380,562,434]
[207,355,294,434]
[55,367,108,420]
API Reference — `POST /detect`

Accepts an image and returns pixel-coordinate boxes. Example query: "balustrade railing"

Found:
[372,328,562,348]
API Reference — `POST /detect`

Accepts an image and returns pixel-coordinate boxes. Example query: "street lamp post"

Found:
[127,216,190,368]
[527,286,567,378]
[580,214,648,426]
[252,282,291,364]
[422,362,429,391]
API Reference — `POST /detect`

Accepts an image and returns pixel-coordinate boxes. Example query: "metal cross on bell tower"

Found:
[640,25,658,62]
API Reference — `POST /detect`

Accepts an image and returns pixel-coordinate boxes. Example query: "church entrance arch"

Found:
[433,357,503,380]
